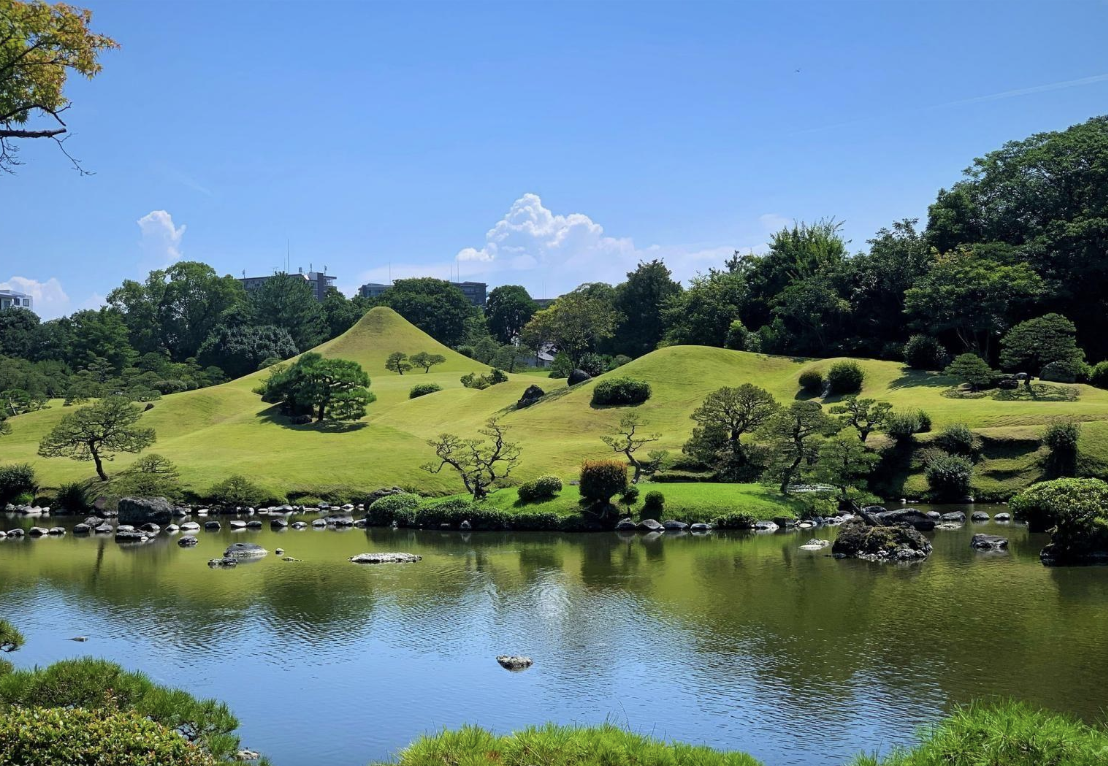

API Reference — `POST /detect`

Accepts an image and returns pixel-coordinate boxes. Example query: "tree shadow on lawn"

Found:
[887,368,954,390]
[255,407,367,433]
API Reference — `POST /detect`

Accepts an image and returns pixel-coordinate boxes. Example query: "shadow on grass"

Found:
[887,368,953,390]
[255,408,368,433]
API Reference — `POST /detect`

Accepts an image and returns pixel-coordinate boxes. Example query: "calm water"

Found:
[2,507,1108,766]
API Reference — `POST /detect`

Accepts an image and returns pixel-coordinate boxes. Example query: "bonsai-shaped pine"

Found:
[409,351,446,373]
[759,400,839,493]
[600,412,665,483]
[829,396,892,442]
[385,351,412,375]
[422,419,521,500]
[945,353,994,392]
[812,433,880,504]
[256,353,376,422]
[684,384,778,477]
[37,396,156,482]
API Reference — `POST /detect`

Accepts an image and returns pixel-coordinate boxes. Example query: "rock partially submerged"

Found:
[224,542,267,559]
[118,497,174,525]
[637,518,664,532]
[876,509,936,531]
[349,552,421,564]
[799,539,831,551]
[832,517,932,562]
[971,534,1008,551]
[178,535,199,547]
[208,557,238,568]
[496,655,533,671]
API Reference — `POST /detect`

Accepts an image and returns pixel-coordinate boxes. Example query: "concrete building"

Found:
[239,269,336,302]
[358,279,488,308]
[0,289,33,311]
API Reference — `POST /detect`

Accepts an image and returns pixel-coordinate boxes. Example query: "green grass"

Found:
[375,723,762,766]
[0,619,22,653]
[5,306,1108,501]
[850,700,1108,766]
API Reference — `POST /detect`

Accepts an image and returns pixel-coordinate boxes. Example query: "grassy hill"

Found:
[5,306,1108,501]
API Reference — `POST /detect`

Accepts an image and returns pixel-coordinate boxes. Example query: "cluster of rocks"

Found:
[209,542,268,568]
[831,509,933,563]
[615,518,712,533]
[349,552,421,564]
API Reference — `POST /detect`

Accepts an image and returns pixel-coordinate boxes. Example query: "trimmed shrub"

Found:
[366,492,422,526]
[798,369,824,395]
[0,707,220,766]
[487,368,509,384]
[591,378,651,406]
[0,463,36,504]
[1089,360,1108,390]
[549,352,573,379]
[577,352,607,377]
[924,453,973,500]
[724,320,749,351]
[409,383,443,399]
[915,409,932,433]
[619,485,640,507]
[712,511,757,529]
[826,360,865,394]
[885,411,923,441]
[1040,358,1088,384]
[517,476,563,503]
[902,334,947,371]
[1010,477,1108,536]
[643,491,665,514]
[206,475,282,507]
[934,423,977,457]
[579,460,628,505]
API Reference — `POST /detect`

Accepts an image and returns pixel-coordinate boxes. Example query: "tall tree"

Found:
[614,260,682,357]
[999,313,1085,375]
[520,287,620,365]
[0,0,118,173]
[485,285,537,345]
[249,273,326,352]
[37,396,156,481]
[759,401,839,493]
[320,289,369,339]
[196,324,297,379]
[379,278,475,347]
[255,352,375,422]
[661,268,746,347]
[0,305,39,357]
[68,308,135,374]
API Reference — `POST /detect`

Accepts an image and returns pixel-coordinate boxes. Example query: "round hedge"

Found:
[366,492,422,525]
[409,383,443,399]
[798,369,823,395]
[517,476,563,503]
[825,361,865,394]
[591,378,651,406]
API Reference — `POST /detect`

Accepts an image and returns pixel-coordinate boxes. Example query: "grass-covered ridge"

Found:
[5,307,1108,499]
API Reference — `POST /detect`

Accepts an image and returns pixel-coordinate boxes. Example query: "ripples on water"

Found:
[2,507,1108,766]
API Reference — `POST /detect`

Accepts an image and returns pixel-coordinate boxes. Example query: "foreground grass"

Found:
[851,700,1108,766]
[376,723,763,766]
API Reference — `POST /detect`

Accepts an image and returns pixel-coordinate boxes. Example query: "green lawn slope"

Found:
[4,306,1108,501]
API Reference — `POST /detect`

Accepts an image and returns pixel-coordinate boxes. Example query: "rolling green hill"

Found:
[4,307,1108,500]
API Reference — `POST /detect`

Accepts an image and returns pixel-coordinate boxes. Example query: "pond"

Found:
[2,506,1108,766]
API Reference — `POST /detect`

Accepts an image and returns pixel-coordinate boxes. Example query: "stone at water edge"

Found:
[236,749,261,762]
[662,520,689,531]
[349,552,421,564]
[831,519,932,562]
[800,539,831,551]
[73,524,91,534]
[204,521,221,530]
[971,534,1008,551]
[876,509,936,531]
[208,558,238,568]
[689,522,714,532]
[178,536,199,547]
[753,520,779,532]
[615,518,637,531]
[223,542,268,559]
[994,512,1012,522]
[637,518,664,532]
[496,655,533,671]
[971,511,990,521]
[940,511,967,523]
[118,497,174,525]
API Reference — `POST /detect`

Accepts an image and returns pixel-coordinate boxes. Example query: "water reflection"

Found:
[1,507,1107,766]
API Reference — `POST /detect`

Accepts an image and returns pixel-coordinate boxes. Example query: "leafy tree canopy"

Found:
[379,278,474,347]
[485,285,537,345]
[37,395,156,481]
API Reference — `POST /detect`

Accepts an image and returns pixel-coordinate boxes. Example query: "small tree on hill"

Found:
[759,401,839,493]
[385,351,412,375]
[422,419,521,500]
[813,433,880,503]
[601,413,665,483]
[410,351,446,373]
[256,353,376,422]
[829,396,892,442]
[38,396,156,481]
[945,353,994,391]
[684,384,778,477]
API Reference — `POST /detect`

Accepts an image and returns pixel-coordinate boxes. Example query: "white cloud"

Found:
[137,210,186,266]
[0,276,70,319]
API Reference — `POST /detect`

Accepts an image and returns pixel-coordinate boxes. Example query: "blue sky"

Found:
[3,0,1108,318]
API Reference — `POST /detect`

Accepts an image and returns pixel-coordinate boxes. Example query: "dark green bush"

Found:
[577,352,607,377]
[712,511,757,529]
[724,320,750,351]
[934,424,977,457]
[487,368,509,384]
[0,463,36,504]
[924,452,974,500]
[1040,358,1088,383]
[903,334,947,370]
[826,360,865,394]
[915,409,932,433]
[619,485,640,506]
[1089,360,1108,390]
[55,481,93,513]
[798,369,824,395]
[591,377,651,406]
[112,454,182,501]
[643,491,665,513]
[885,411,924,441]
[579,460,628,505]
[1043,420,1082,478]
[366,492,422,525]
[517,476,563,503]
[0,619,23,652]
[0,658,243,760]
[205,475,283,507]
[409,383,443,399]
[0,707,220,766]
[1010,477,1108,541]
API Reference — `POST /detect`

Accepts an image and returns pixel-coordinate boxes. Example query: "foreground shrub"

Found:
[366,492,422,525]
[924,453,974,500]
[591,377,651,406]
[1089,360,1108,390]
[382,722,762,766]
[724,320,750,351]
[0,463,36,504]
[1043,419,1081,477]
[798,369,824,396]
[0,619,23,652]
[933,423,977,458]
[711,511,758,529]
[902,334,947,371]
[850,699,1108,766]
[55,481,93,513]
[409,383,443,399]
[579,460,628,506]
[517,476,563,503]
[826,361,865,394]
[885,411,924,442]
[206,475,282,507]
[1010,477,1108,560]
[0,658,243,760]
[643,490,665,515]
[0,707,220,766]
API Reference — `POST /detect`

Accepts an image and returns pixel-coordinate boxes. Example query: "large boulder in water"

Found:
[224,542,267,559]
[832,519,932,562]
[350,552,421,564]
[567,369,592,386]
[971,534,1008,551]
[876,509,936,531]
[118,497,173,525]
[516,385,545,408]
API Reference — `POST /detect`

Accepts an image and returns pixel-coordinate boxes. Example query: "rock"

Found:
[275,548,284,555]
[876,509,936,531]
[229,520,247,530]
[567,368,592,386]
[246,520,262,529]
[935,522,962,530]
[118,497,174,525]
[994,512,1012,522]
[753,520,779,532]
[971,511,990,522]
[831,519,932,562]
[311,519,327,528]
[327,516,354,527]
[496,655,533,671]
[940,511,966,523]
[139,523,161,534]
[180,522,200,531]
[0,531,6,539]
[925,511,941,520]
[207,557,237,568]
[615,518,637,531]
[178,536,199,547]
[204,521,221,530]
[270,518,289,529]
[689,522,714,532]
[28,526,49,537]
[998,377,1019,390]
[69,636,88,642]
[94,523,113,534]
[354,519,367,528]
[73,524,92,534]
[115,529,148,543]
[800,539,831,551]
[971,534,1008,551]
[516,384,546,408]
[637,518,664,532]
[662,520,688,531]
[459,520,472,531]
[291,521,308,530]
[289,414,313,425]
[236,749,261,762]
[48,527,66,536]
[349,552,422,564]
[6,528,24,538]
[224,542,267,559]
